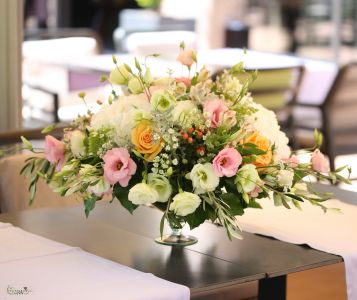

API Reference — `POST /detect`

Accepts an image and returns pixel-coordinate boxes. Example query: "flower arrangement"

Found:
[22,44,351,242]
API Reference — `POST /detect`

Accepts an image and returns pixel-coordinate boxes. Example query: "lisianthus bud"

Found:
[128,77,144,94]
[69,130,86,157]
[109,65,131,85]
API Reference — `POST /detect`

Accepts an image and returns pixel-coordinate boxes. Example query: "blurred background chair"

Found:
[22,29,105,126]
[0,127,79,214]
[294,63,357,171]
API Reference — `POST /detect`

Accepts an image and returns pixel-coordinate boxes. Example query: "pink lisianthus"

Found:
[176,49,195,67]
[213,148,242,177]
[311,149,330,173]
[44,135,65,170]
[281,155,299,168]
[204,99,229,128]
[103,148,137,187]
[176,77,192,88]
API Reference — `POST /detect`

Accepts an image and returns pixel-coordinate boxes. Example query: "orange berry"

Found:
[182,133,189,139]
[188,137,193,143]
[188,127,194,133]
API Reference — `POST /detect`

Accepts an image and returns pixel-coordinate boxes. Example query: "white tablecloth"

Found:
[0,223,189,300]
[239,198,357,300]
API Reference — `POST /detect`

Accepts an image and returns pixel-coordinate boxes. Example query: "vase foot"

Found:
[155,234,198,246]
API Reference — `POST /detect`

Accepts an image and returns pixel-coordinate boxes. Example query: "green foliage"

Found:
[185,205,206,230]
[220,193,244,216]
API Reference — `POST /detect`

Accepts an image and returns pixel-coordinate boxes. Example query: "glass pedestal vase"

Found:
[155,222,197,246]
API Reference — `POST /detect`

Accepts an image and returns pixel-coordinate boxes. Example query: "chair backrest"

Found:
[238,66,305,111]
[0,126,64,147]
[323,63,357,133]
[319,63,357,155]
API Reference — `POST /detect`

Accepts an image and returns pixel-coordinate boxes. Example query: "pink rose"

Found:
[103,148,137,187]
[213,148,242,177]
[311,149,330,173]
[44,135,65,170]
[176,49,195,67]
[204,99,229,128]
[281,155,299,168]
[176,77,191,88]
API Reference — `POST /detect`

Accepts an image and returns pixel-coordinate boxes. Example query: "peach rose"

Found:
[131,121,163,161]
[243,132,272,168]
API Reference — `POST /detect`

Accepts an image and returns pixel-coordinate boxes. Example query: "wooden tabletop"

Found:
[0,185,343,296]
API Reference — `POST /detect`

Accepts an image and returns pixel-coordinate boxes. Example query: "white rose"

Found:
[245,103,291,162]
[171,100,196,126]
[169,192,201,216]
[89,177,111,196]
[277,169,294,188]
[128,183,159,205]
[90,94,151,141]
[189,163,220,194]
[235,164,260,194]
[147,173,172,203]
[150,90,176,113]
[70,130,86,157]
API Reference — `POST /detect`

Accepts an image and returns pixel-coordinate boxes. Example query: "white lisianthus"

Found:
[128,77,144,94]
[169,192,201,216]
[245,103,291,162]
[70,130,86,157]
[277,169,294,188]
[150,90,176,112]
[90,94,151,142]
[109,65,131,85]
[235,164,260,194]
[189,163,220,194]
[171,100,196,125]
[128,183,159,205]
[89,177,111,196]
[147,173,172,203]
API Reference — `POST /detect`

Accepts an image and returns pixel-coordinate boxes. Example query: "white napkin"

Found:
[239,199,357,300]
[0,223,189,300]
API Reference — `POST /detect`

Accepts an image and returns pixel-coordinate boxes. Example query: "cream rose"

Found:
[147,173,172,203]
[189,163,220,194]
[169,192,201,216]
[128,183,159,205]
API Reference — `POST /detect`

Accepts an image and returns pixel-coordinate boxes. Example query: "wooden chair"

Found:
[294,63,357,171]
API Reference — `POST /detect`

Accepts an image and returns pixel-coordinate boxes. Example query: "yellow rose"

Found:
[243,132,272,168]
[131,121,163,161]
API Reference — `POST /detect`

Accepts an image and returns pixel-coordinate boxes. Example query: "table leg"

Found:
[258,275,286,300]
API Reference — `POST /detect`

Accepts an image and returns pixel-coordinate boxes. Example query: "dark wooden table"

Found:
[1,183,350,299]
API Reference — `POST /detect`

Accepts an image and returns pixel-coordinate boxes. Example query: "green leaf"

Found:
[285,193,304,202]
[84,194,98,217]
[159,213,165,238]
[273,193,283,206]
[248,200,262,209]
[41,124,56,134]
[179,41,185,50]
[185,205,206,230]
[221,193,244,216]
[113,184,138,214]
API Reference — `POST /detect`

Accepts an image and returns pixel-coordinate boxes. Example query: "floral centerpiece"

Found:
[22,44,351,245]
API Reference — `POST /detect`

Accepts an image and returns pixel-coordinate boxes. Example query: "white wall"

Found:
[0,0,22,131]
